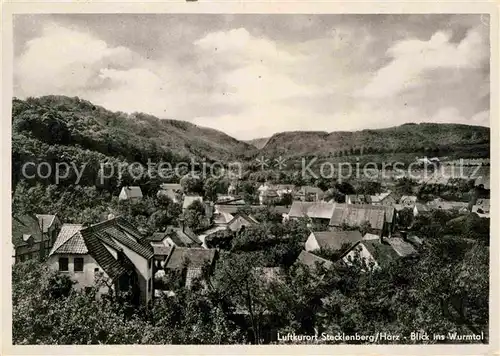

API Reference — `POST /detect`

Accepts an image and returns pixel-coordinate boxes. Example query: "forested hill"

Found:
[12,96,253,164]
[258,123,490,159]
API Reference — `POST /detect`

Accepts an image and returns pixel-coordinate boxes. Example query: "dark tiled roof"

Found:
[362,239,400,266]
[49,224,84,255]
[288,201,335,219]
[80,229,128,280]
[295,250,334,270]
[148,231,171,242]
[103,226,154,259]
[172,226,202,246]
[312,230,362,251]
[153,245,173,256]
[329,204,388,230]
[12,215,44,247]
[165,247,216,269]
[55,232,88,254]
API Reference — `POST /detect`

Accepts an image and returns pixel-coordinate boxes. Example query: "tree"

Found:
[180,174,203,195]
[359,220,371,236]
[182,199,206,229]
[203,177,221,202]
[397,207,414,229]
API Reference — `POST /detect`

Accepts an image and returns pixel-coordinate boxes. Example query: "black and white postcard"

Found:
[2,2,498,355]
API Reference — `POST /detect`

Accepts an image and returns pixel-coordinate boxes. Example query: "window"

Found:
[148,278,152,292]
[59,257,69,271]
[26,253,31,260]
[74,257,84,272]
[94,268,99,272]
[149,259,152,270]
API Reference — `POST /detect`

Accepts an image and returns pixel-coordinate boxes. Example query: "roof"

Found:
[329,204,388,230]
[35,214,57,232]
[311,230,363,251]
[157,189,178,201]
[371,191,393,203]
[148,231,171,243]
[120,186,143,199]
[80,230,128,280]
[297,186,323,195]
[160,183,182,191]
[363,233,381,241]
[183,195,203,210]
[295,250,334,270]
[408,235,423,245]
[172,226,202,246]
[153,245,173,256]
[288,201,335,219]
[12,215,43,247]
[400,195,417,203]
[362,239,400,266]
[414,203,430,212]
[428,200,469,211]
[347,195,372,204]
[386,237,418,257]
[215,204,289,215]
[49,224,84,255]
[103,225,154,259]
[185,267,204,288]
[164,247,216,269]
[227,213,260,232]
[213,211,234,225]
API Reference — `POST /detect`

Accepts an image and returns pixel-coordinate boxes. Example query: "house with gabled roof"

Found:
[296,186,323,202]
[35,214,61,246]
[305,230,363,254]
[342,239,400,271]
[287,201,335,223]
[329,204,395,237]
[294,250,334,271]
[12,215,47,263]
[47,217,154,305]
[119,186,143,201]
[370,191,397,206]
[156,246,217,289]
[227,212,259,233]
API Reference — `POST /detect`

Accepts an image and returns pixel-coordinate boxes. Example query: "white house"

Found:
[119,186,143,201]
[47,217,154,306]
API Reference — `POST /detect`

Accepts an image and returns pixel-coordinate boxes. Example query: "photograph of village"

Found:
[10,13,490,345]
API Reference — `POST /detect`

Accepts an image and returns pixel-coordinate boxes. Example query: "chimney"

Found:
[179,218,185,232]
[205,202,214,219]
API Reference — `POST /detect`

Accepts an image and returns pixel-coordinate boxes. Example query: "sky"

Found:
[13,14,490,140]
